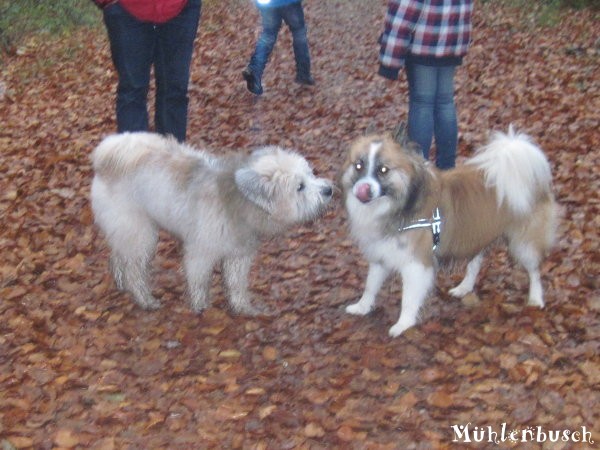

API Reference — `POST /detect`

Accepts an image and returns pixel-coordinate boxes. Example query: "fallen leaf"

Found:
[54,429,79,448]
[427,390,454,409]
[304,422,325,438]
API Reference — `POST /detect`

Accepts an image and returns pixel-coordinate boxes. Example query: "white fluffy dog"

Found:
[341,127,557,337]
[91,132,333,314]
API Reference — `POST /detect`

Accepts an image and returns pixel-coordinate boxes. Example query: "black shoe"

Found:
[242,68,263,95]
[295,75,315,86]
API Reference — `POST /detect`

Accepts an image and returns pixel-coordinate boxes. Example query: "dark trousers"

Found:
[248,2,311,80]
[103,0,201,142]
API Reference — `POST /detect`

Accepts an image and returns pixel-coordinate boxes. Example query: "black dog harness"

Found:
[399,207,442,251]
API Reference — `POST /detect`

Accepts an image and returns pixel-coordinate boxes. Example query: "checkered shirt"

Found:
[379,0,473,69]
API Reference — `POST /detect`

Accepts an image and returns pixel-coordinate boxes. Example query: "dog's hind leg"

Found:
[93,178,160,310]
[109,221,160,310]
[449,253,483,298]
[223,254,262,315]
[346,262,390,316]
[509,241,544,307]
[510,200,557,307]
[389,262,434,337]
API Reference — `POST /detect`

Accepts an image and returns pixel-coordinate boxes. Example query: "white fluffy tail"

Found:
[92,132,173,178]
[468,126,553,215]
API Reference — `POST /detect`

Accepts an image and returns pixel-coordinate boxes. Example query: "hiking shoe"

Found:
[295,75,315,86]
[242,68,263,95]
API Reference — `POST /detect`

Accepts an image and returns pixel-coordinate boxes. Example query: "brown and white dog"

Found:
[341,127,557,337]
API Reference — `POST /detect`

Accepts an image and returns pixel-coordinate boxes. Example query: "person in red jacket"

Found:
[92,0,201,142]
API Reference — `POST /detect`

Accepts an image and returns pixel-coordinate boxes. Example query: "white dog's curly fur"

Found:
[91,132,333,314]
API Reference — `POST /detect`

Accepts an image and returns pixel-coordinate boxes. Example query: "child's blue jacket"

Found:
[256,0,301,8]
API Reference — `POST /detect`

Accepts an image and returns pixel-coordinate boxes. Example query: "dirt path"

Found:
[0,1,598,448]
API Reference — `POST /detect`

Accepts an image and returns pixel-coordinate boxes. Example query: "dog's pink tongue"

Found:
[355,183,372,203]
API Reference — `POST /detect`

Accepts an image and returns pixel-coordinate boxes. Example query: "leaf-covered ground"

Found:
[0,1,598,448]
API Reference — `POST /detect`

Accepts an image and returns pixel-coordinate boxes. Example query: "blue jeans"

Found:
[406,62,458,169]
[103,0,201,142]
[248,2,311,80]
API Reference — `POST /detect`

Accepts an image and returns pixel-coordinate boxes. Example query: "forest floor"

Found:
[0,1,598,448]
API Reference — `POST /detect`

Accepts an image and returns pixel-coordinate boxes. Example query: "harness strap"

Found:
[399,207,442,251]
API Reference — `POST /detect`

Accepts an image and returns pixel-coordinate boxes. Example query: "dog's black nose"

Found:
[321,185,333,197]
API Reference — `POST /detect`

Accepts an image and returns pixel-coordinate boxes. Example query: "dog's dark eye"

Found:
[379,165,389,175]
[297,182,305,192]
[354,159,364,172]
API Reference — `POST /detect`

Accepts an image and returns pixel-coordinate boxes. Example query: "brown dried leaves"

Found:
[1,0,598,448]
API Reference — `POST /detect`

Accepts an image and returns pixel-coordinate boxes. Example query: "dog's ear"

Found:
[406,140,423,156]
[391,122,422,156]
[391,122,409,147]
[235,167,275,213]
[365,123,378,135]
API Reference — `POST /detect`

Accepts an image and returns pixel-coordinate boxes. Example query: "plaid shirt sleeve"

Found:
[379,0,423,74]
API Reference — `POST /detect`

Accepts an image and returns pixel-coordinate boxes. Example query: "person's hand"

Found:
[378,64,399,81]
[91,0,118,9]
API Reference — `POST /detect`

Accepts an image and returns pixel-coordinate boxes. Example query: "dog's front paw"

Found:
[231,302,270,317]
[388,318,416,337]
[189,297,209,314]
[189,290,211,313]
[137,300,161,311]
[189,303,208,314]
[345,302,371,316]
[449,286,469,298]
[527,296,544,308]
